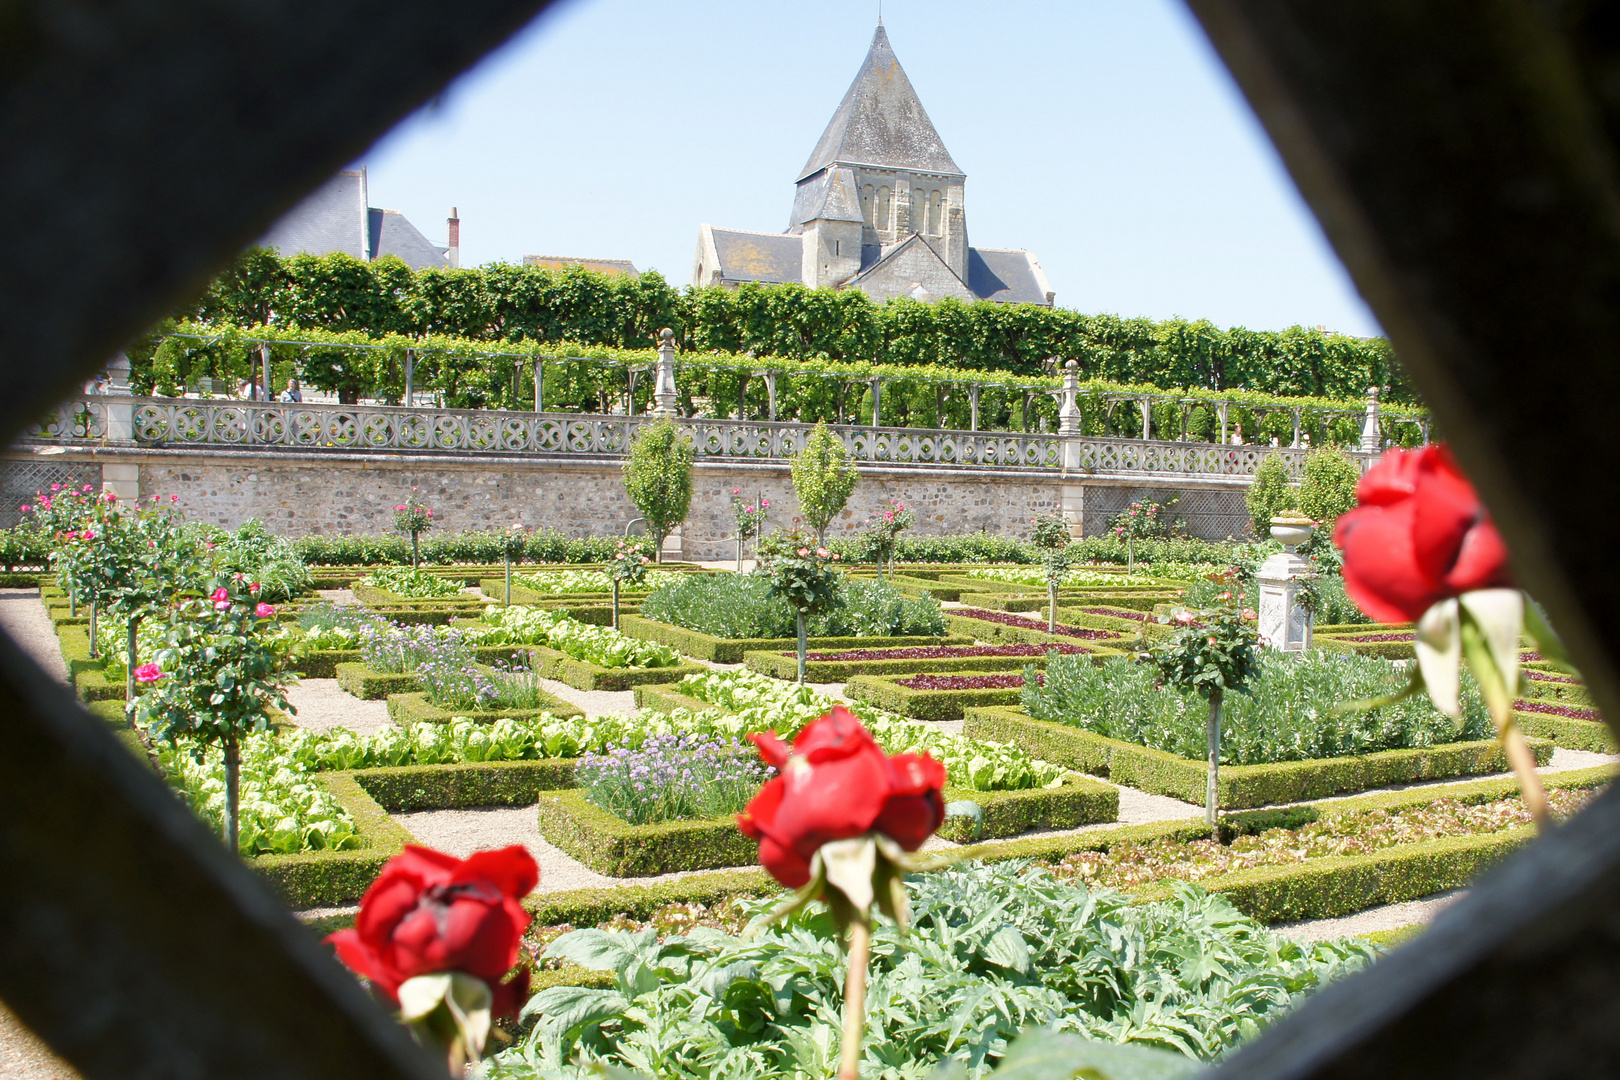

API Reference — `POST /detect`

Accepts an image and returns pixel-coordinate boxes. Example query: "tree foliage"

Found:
[791,423,859,543]
[1245,456,1297,536]
[622,419,693,561]
[1296,449,1362,528]
[150,249,1421,406]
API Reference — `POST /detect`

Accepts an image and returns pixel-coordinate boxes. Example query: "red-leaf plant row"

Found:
[954,608,1115,641]
[895,673,1041,690]
[1525,670,1582,685]
[792,643,1095,662]
[1515,699,1602,721]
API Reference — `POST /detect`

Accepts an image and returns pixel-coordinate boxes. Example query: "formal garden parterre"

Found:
[16,441,1616,1080]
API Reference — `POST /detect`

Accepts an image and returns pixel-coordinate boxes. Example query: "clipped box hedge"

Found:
[354,759,578,811]
[385,690,583,725]
[936,775,1118,841]
[1520,680,1595,707]
[294,648,362,679]
[335,662,419,700]
[251,772,410,908]
[943,611,1140,648]
[961,705,1554,809]
[1315,634,1417,660]
[477,578,644,621]
[617,613,969,664]
[535,789,761,876]
[844,672,1028,722]
[1514,709,1615,753]
[525,643,707,693]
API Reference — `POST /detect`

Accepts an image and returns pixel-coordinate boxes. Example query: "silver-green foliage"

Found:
[1023,650,1494,764]
[640,573,945,639]
[790,422,858,542]
[623,418,694,555]
[499,863,1378,1080]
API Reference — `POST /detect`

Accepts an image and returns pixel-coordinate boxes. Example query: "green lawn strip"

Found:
[845,672,1027,722]
[744,648,1090,682]
[961,705,1556,809]
[524,644,707,692]
[385,690,584,725]
[616,613,969,664]
[1514,709,1615,753]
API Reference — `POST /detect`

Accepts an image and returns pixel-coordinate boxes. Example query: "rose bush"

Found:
[329,844,537,1015]
[1333,444,1511,623]
[737,706,945,887]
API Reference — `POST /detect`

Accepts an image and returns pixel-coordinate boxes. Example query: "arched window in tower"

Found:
[912,189,926,233]
[861,184,874,224]
[928,190,943,236]
[875,186,892,232]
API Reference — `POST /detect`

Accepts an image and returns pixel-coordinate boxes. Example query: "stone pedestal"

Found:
[1257,550,1313,652]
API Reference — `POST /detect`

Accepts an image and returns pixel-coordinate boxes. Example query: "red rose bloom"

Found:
[736,707,947,887]
[1333,444,1512,623]
[327,845,537,1018]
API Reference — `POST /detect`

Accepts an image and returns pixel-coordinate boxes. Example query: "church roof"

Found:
[967,248,1054,306]
[708,227,804,284]
[798,25,963,182]
[789,166,865,231]
[367,209,449,270]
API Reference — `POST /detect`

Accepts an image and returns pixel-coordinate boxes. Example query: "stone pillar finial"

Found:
[1360,385,1382,453]
[651,327,678,419]
[103,351,134,442]
[1057,359,1081,437]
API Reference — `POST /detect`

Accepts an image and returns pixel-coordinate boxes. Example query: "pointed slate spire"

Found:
[798,25,963,181]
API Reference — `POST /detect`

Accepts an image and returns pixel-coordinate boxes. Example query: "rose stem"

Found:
[838,918,872,1080]
[1500,720,1551,829]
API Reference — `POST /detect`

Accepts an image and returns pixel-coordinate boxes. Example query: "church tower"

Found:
[789,24,969,286]
[693,24,1053,307]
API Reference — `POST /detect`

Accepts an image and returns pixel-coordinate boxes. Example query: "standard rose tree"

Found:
[736,706,947,1080]
[1335,443,1562,826]
[329,844,538,1074]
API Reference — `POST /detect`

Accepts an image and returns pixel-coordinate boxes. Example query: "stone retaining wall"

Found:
[1,447,1253,557]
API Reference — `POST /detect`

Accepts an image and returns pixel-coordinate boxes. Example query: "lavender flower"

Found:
[577,734,774,825]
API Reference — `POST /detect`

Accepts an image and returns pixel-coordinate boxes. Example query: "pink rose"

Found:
[170,494,178,502]
[134,663,165,683]
[798,548,810,557]
[82,530,96,541]
[210,587,229,603]
[816,548,830,558]
[425,509,433,517]
[19,504,29,513]
[49,484,60,491]
[255,603,276,617]
[204,542,215,550]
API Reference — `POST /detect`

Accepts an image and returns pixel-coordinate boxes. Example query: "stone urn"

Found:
[1269,515,1316,552]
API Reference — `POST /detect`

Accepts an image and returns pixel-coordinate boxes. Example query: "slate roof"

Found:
[258,170,368,260]
[523,255,639,276]
[257,168,447,269]
[709,228,804,284]
[368,209,449,270]
[788,166,865,232]
[967,248,1053,306]
[799,25,963,181]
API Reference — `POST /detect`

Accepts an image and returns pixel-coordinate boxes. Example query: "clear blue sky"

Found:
[362,0,1383,338]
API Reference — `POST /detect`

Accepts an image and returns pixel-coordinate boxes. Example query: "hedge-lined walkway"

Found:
[0,588,67,682]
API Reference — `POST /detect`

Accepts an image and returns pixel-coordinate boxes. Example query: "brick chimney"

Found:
[447,207,460,269]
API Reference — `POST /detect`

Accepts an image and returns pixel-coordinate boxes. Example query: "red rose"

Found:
[327,845,537,1018]
[1333,444,1512,623]
[736,707,946,887]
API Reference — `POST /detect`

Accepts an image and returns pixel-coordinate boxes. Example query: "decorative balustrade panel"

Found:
[23,396,1364,479]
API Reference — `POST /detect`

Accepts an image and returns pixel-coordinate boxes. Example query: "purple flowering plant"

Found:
[577,734,776,825]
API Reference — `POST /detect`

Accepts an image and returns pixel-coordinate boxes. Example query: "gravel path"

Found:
[1278,890,1463,943]
[284,679,392,734]
[0,589,66,683]
[0,1005,77,1080]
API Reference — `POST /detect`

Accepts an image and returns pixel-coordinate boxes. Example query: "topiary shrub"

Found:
[1245,455,1296,536]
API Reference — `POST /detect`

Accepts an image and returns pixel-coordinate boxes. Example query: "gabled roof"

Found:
[368,209,448,270]
[708,227,804,284]
[523,255,639,277]
[798,25,963,182]
[846,233,975,301]
[258,170,369,260]
[967,248,1055,306]
[789,166,865,231]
